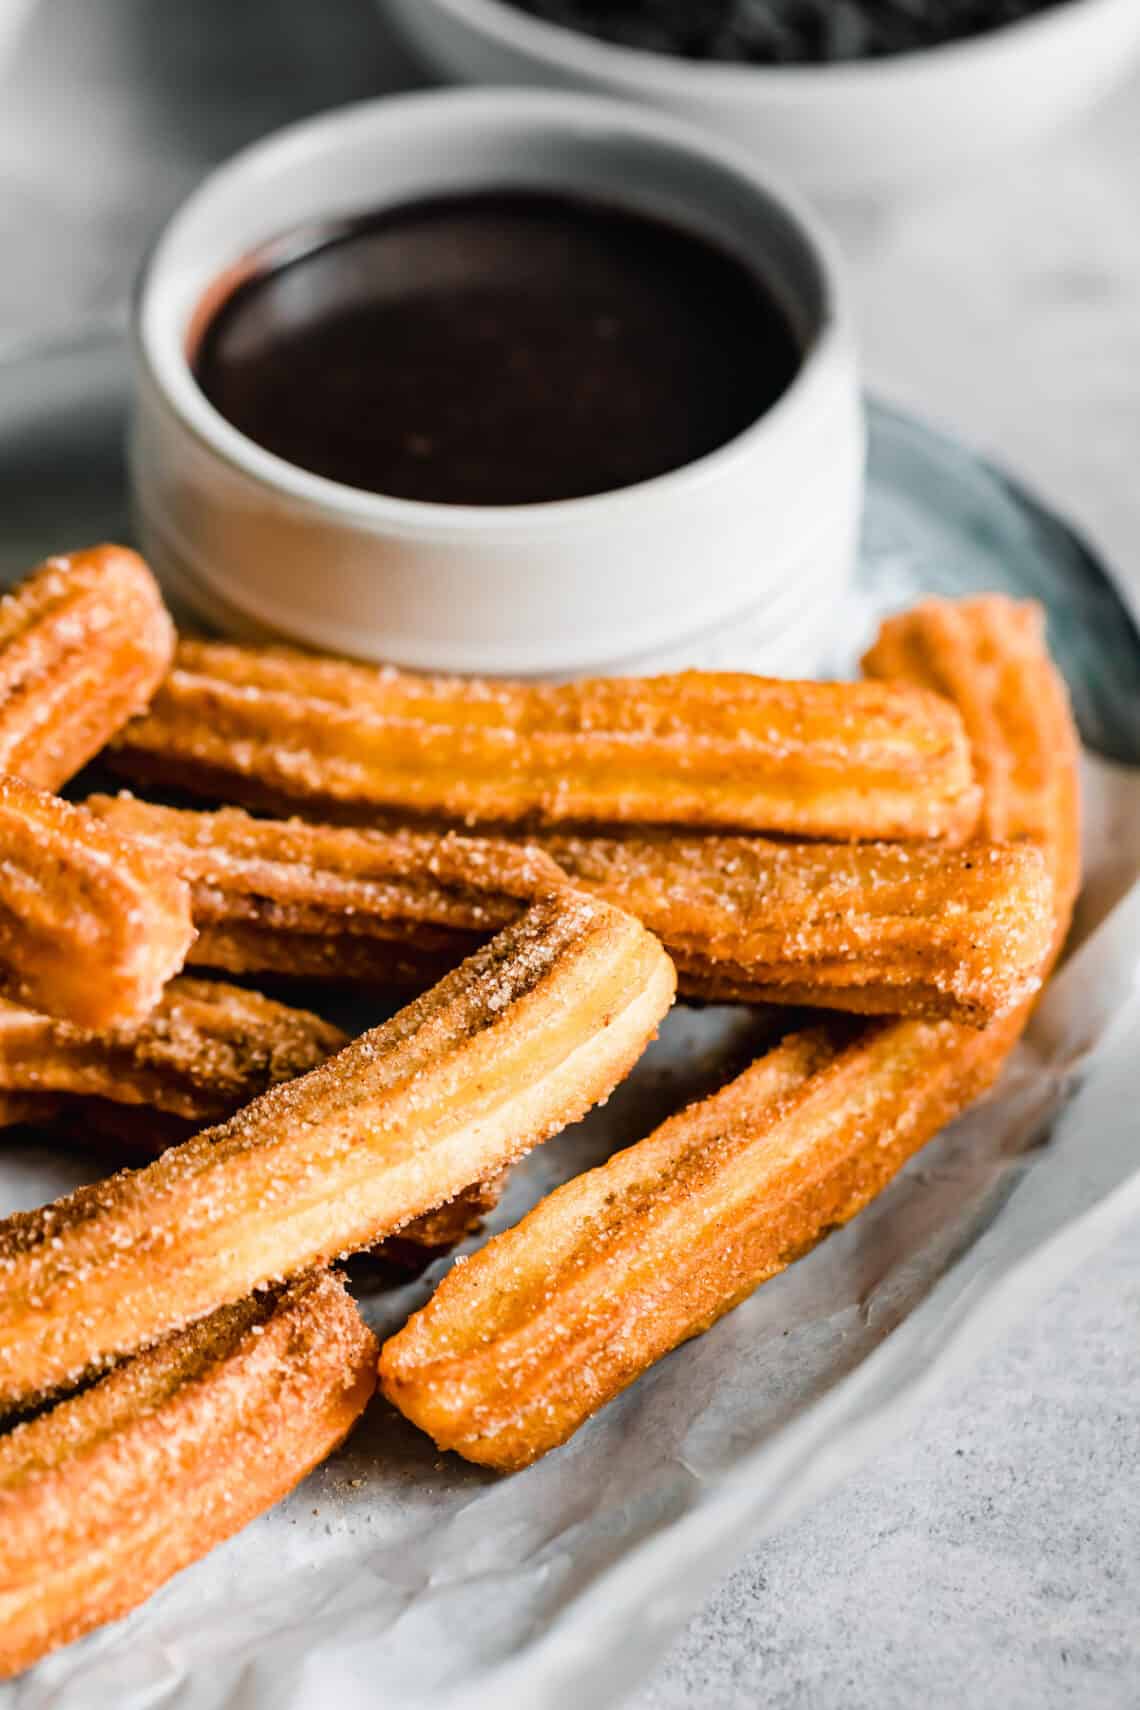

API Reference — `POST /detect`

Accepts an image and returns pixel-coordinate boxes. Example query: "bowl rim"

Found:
[136,86,855,538]
[408,0,1130,87]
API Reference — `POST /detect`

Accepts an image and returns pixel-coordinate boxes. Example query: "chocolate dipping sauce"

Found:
[192,190,802,508]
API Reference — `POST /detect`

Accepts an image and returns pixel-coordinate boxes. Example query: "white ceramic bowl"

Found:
[132,88,861,675]
[385,0,1140,200]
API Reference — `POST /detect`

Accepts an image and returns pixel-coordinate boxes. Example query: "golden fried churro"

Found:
[83,796,1046,1024]
[380,597,1084,1470]
[0,892,674,1411]
[0,546,174,792]
[0,976,346,1127]
[10,1118,503,1270]
[108,640,981,840]
[537,831,1052,1024]
[0,1270,376,1678]
[84,794,564,984]
[379,1015,1015,1470]
[0,975,491,1268]
[0,776,194,1029]
[3,1112,495,1272]
[862,595,1081,938]
[860,599,1081,1027]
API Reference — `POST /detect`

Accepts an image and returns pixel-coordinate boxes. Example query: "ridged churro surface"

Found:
[0,892,674,1411]
[83,796,1048,1023]
[0,975,345,1124]
[85,794,563,981]
[0,546,174,792]
[0,1271,377,1678]
[17,1119,503,1271]
[109,640,981,839]
[379,1015,1013,1470]
[863,595,1081,936]
[381,596,1084,1469]
[0,776,194,1029]
[539,831,1052,1023]
[0,974,485,1266]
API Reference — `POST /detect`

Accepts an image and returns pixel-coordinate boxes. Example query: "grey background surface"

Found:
[0,4,1137,1705]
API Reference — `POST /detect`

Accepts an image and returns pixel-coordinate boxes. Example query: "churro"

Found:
[15,1117,504,1270]
[0,976,346,1129]
[863,594,1081,939]
[0,775,194,1029]
[0,975,495,1267]
[380,596,1083,1469]
[84,795,563,984]
[538,831,1052,1023]
[0,548,190,1027]
[0,892,674,1411]
[108,640,981,840]
[0,1270,376,1678]
[379,1015,1015,1470]
[0,546,174,792]
[84,796,1047,1024]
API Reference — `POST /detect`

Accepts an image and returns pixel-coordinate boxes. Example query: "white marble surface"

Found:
[0,4,1137,1705]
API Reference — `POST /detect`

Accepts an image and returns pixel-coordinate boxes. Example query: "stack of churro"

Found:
[0,546,1080,1673]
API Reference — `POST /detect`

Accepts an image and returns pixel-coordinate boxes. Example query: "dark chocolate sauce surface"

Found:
[192,190,801,507]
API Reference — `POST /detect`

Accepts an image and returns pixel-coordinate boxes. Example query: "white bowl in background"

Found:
[384,0,1140,200]
[132,88,862,676]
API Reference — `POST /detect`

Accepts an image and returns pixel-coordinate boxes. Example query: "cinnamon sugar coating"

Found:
[0,980,496,1268]
[0,892,674,1411]
[108,639,982,840]
[538,830,1052,1024]
[0,546,173,792]
[85,794,564,982]
[83,796,1047,1025]
[0,776,194,1029]
[381,596,1082,1469]
[380,1016,1016,1470]
[863,594,1082,950]
[0,1271,376,1677]
[0,975,346,1126]
[0,548,190,1026]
